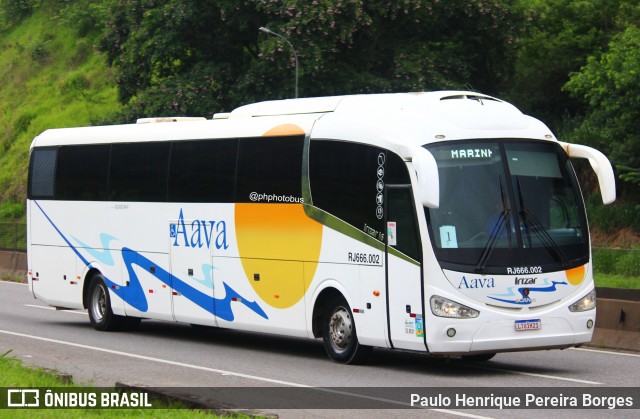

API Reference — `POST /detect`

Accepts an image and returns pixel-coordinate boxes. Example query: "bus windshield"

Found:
[424,140,589,274]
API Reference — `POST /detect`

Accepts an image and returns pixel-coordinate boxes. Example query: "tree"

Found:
[503,0,638,129]
[100,0,264,119]
[98,0,527,121]
[564,25,640,187]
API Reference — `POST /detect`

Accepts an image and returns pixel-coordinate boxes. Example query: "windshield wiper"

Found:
[475,177,512,273]
[516,177,568,267]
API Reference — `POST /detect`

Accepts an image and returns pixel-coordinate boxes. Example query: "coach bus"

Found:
[27,91,616,363]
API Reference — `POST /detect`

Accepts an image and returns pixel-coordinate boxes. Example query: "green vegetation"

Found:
[0,1,638,253]
[0,272,25,283]
[0,350,223,417]
[0,2,120,221]
[594,273,640,290]
[0,221,26,251]
[592,247,640,278]
[0,1,639,224]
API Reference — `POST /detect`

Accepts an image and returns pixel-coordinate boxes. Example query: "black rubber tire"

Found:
[322,294,371,364]
[87,273,125,331]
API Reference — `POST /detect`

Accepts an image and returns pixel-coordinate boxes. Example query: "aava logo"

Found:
[170,209,229,249]
[457,276,495,289]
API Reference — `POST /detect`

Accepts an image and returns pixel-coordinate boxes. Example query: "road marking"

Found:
[0,280,27,285]
[24,304,87,316]
[0,328,489,418]
[570,347,640,358]
[462,363,602,385]
[0,328,307,385]
[16,303,610,387]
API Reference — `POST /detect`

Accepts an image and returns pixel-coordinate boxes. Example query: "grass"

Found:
[0,272,25,283]
[0,222,26,251]
[0,350,231,417]
[594,273,640,290]
[0,6,120,223]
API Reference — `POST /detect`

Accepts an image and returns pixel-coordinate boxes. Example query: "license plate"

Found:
[515,319,541,331]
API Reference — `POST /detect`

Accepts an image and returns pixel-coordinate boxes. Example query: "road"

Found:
[1,280,638,418]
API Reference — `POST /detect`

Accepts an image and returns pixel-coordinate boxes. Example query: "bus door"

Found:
[169,220,217,327]
[385,185,426,351]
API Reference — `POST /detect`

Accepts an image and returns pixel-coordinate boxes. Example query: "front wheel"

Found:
[322,295,371,364]
[88,274,125,331]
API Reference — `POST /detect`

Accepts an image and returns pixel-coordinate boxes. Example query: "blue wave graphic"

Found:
[488,280,568,305]
[72,233,118,266]
[34,201,268,321]
[189,263,215,289]
[488,277,553,299]
[121,248,267,320]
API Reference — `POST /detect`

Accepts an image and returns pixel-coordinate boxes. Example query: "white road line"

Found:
[24,304,87,315]
[464,363,602,385]
[18,302,608,386]
[0,280,27,285]
[570,347,640,358]
[0,329,304,386]
[0,328,490,418]
[0,328,310,387]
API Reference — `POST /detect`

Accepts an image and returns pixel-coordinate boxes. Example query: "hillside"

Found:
[0,1,638,243]
[0,5,120,220]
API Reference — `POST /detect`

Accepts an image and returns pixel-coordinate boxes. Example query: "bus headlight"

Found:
[568,289,596,312]
[430,295,479,318]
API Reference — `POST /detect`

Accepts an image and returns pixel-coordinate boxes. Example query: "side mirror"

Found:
[411,147,440,208]
[560,142,616,205]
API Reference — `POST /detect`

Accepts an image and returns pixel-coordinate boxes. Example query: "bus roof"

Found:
[31,91,557,158]
[229,91,557,155]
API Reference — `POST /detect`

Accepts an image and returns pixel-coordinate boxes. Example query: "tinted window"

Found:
[235,136,304,203]
[109,142,170,202]
[387,187,421,261]
[28,148,57,199]
[309,140,410,239]
[425,140,589,274]
[56,144,110,201]
[169,139,238,203]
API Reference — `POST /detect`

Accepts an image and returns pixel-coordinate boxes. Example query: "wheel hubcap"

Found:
[91,284,106,321]
[329,306,352,352]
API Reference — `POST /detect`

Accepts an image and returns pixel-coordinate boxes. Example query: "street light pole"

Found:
[259,26,299,99]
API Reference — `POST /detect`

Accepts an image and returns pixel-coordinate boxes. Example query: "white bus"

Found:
[27,91,616,363]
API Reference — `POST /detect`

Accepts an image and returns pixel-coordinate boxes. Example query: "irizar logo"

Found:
[171,209,229,249]
[457,276,495,289]
[515,277,537,285]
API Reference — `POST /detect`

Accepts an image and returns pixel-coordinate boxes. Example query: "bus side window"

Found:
[28,147,58,200]
[387,187,421,261]
[168,139,238,203]
[109,142,171,202]
[309,141,410,239]
[56,144,110,201]
[235,136,304,203]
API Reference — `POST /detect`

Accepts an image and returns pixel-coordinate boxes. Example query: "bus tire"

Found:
[88,274,124,331]
[322,294,371,364]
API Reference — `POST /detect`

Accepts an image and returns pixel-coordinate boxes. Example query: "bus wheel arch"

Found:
[86,272,125,331]
[312,287,342,338]
[314,289,371,364]
[82,268,102,310]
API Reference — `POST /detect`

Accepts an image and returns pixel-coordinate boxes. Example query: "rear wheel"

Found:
[88,274,125,331]
[322,295,371,364]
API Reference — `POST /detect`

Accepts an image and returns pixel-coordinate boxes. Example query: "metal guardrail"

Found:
[0,223,26,252]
